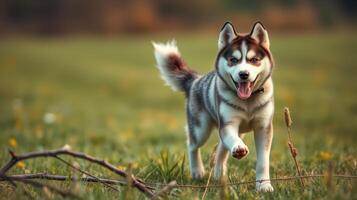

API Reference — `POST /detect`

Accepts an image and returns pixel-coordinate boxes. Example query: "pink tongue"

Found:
[237,82,252,99]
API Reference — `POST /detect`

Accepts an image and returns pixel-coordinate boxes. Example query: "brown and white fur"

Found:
[153,22,274,192]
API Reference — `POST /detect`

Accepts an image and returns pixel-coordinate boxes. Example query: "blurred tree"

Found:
[339,0,357,21]
[0,0,355,35]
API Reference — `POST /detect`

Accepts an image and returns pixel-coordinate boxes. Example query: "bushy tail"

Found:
[152,41,198,95]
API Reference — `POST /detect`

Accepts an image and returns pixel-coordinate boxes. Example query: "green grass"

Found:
[0,32,356,199]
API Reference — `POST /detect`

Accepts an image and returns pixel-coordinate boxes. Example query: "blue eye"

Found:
[229,57,239,65]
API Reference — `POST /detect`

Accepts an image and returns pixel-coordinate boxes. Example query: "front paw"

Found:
[231,144,249,159]
[256,181,274,192]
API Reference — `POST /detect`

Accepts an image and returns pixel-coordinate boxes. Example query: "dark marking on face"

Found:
[245,36,273,66]
[223,37,268,66]
[222,48,238,67]
[215,33,274,94]
[216,35,273,70]
[222,44,239,67]
[245,42,265,67]
[247,57,262,66]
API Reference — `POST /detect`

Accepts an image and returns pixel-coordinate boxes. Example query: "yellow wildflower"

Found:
[167,118,178,130]
[131,162,139,169]
[117,163,139,171]
[16,161,25,169]
[8,138,17,148]
[120,129,133,142]
[117,165,126,171]
[319,151,333,161]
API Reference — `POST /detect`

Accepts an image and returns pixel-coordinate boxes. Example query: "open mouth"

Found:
[230,74,259,100]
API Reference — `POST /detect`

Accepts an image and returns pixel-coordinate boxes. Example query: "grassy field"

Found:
[0,32,356,199]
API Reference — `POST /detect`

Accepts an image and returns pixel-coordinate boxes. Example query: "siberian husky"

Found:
[153,22,274,192]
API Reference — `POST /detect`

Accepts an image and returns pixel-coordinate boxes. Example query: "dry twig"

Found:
[54,155,120,192]
[201,144,218,200]
[151,180,177,200]
[0,173,127,185]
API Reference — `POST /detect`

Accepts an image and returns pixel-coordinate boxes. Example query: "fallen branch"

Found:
[13,178,78,198]
[0,147,154,197]
[1,173,127,186]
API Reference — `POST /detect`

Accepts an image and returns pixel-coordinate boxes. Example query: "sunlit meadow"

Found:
[0,32,356,199]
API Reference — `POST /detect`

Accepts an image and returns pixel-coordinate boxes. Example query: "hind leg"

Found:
[187,110,214,180]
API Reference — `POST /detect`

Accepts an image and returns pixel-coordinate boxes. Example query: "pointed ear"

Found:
[218,22,237,50]
[250,22,270,49]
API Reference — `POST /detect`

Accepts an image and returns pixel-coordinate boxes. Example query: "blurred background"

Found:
[0,1,356,198]
[0,0,356,35]
[1,0,357,158]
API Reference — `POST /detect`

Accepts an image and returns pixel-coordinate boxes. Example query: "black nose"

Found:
[239,71,249,80]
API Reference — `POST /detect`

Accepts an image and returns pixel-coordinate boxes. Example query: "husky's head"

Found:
[215,22,274,100]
